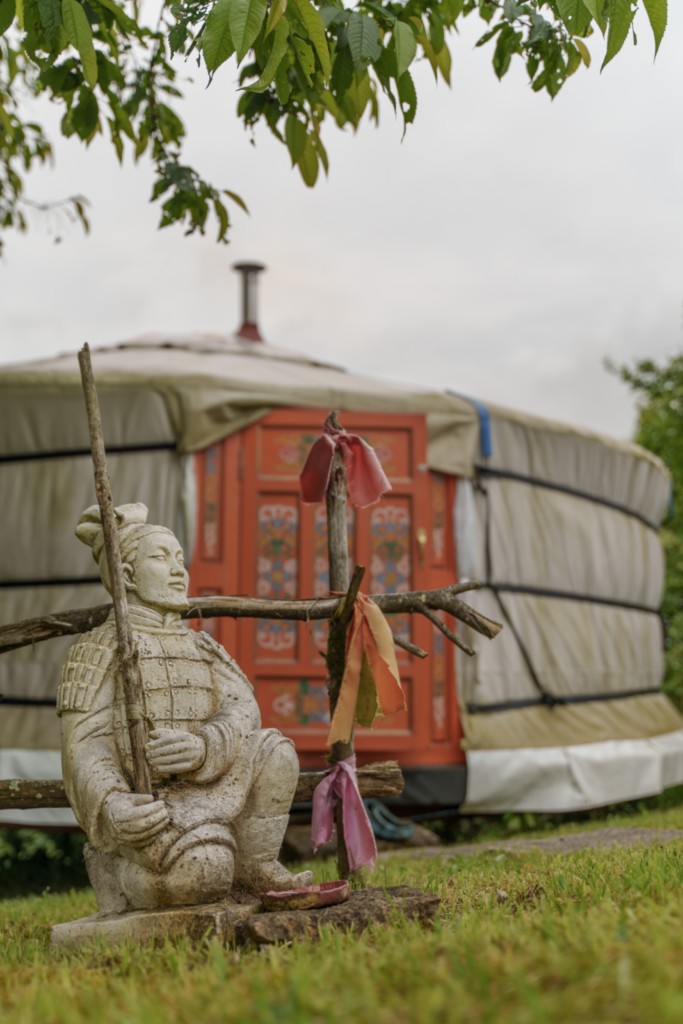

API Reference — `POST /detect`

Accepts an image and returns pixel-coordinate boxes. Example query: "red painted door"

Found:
[190,409,464,772]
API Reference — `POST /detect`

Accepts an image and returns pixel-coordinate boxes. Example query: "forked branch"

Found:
[0,581,501,656]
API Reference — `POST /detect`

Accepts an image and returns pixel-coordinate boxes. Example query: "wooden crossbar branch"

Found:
[0,762,404,812]
[0,584,501,657]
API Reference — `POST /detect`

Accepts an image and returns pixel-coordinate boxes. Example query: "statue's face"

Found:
[127,531,189,611]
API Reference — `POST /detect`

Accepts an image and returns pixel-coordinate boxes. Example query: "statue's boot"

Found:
[232,814,313,894]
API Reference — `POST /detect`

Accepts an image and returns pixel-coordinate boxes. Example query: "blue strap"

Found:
[448,391,493,458]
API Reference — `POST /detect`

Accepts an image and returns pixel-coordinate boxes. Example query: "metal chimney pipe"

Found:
[233,261,266,342]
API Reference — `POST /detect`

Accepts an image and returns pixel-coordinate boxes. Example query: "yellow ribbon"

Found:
[327,592,406,746]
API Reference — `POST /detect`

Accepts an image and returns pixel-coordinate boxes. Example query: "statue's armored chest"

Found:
[134,629,215,724]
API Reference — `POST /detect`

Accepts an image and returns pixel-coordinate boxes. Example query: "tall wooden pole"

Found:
[78,344,152,795]
[324,412,357,878]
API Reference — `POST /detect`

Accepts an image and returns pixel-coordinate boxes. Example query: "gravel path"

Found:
[381,827,683,859]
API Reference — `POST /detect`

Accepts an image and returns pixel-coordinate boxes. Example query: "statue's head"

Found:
[76,503,189,612]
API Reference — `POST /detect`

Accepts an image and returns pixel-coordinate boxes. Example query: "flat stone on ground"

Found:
[237,886,440,947]
[51,894,262,949]
[51,886,440,949]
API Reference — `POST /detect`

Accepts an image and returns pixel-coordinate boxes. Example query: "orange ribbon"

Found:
[327,592,406,746]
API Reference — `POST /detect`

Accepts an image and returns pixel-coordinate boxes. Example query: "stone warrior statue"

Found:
[58,503,312,913]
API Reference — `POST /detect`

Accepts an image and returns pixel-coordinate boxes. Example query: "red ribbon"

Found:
[299,423,391,508]
[311,756,377,872]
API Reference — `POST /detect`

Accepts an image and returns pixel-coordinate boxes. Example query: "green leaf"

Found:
[213,197,230,241]
[642,0,667,56]
[285,114,306,165]
[502,0,525,17]
[372,45,396,106]
[265,0,286,34]
[37,0,61,44]
[581,0,606,33]
[428,10,444,54]
[312,132,328,175]
[331,44,353,97]
[61,0,97,86]
[223,188,248,212]
[203,0,235,72]
[229,0,267,63]
[291,0,331,77]
[393,21,416,78]
[292,35,315,84]
[575,37,591,65]
[274,57,291,102]
[340,68,371,127]
[566,41,582,76]
[602,0,634,68]
[90,0,135,33]
[435,40,451,84]
[70,86,99,140]
[493,24,521,79]
[319,4,346,28]
[397,68,416,135]
[109,96,134,140]
[298,133,318,186]
[555,0,592,36]
[0,0,15,35]
[347,12,381,69]
[527,11,552,44]
[248,17,288,89]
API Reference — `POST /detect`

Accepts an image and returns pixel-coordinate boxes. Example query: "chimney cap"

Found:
[232,261,266,274]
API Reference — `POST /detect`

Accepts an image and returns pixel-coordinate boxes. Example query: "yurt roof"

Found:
[0,331,671,524]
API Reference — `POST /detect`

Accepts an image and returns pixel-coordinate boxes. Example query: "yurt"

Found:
[2,265,682,826]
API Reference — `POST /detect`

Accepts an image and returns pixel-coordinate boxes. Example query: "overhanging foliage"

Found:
[0,0,669,246]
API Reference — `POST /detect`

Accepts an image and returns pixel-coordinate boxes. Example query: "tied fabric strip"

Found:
[327,592,406,746]
[299,422,391,508]
[311,756,377,872]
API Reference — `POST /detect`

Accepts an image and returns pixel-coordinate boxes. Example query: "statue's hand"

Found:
[145,728,207,775]
[102,792,169,848]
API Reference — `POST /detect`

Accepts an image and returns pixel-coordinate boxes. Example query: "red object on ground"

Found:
[261,880,351,911]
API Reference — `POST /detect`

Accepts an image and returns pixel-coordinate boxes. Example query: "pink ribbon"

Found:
[299,423,391,508]
[311,756,377,872]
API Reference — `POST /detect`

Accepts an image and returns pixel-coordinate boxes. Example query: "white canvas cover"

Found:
[0,333,679,819]
[455,404,683,811]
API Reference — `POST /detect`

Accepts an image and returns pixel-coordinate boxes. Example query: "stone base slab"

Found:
[51,894,262,948]
[237,886,440,946]
[51,886,439,949]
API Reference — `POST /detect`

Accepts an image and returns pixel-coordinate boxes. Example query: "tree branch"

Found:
[0,761,404,811]
[0,581,501,656]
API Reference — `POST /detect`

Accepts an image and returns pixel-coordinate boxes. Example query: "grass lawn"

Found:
[2,801,683,1024]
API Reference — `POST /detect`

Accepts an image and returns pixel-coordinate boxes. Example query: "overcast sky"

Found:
[1,7,682,442]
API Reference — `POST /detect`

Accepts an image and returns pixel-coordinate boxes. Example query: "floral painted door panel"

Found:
[191,410,464,770]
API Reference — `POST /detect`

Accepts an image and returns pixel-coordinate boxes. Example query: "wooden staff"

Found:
[78,343,152,795]
[324,411,379,879]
